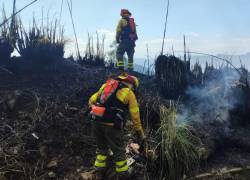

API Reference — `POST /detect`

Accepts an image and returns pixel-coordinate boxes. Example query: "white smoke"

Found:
[176,68,243,126]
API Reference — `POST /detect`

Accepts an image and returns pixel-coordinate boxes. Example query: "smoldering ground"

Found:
[173,66,250,167]
[177,67,244,127]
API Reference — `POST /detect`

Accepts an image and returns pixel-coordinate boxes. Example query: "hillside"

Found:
[1,57,250,180]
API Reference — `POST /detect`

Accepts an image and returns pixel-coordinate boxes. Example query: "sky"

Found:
[1,0,250,66]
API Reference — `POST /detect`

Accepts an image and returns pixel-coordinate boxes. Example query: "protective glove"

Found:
[139,130,146,141]
[80,107,92,124]
[87,107,92,116]
[116,35,120,44]
[136,130,146,153]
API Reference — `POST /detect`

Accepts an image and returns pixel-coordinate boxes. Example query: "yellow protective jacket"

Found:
[88,83,143,133]
[116,18,128,38]
[116,18,137,41]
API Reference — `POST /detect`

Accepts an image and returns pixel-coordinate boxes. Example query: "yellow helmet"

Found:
[117,73,139,90]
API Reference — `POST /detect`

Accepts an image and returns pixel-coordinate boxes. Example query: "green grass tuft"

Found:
[157,105,200,180]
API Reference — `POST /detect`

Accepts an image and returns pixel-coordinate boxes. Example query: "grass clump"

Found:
[16,18,65,64]
[155,55,190,99]
[78,32,105,66]
[157,105,200,180]
[0,8,14,62]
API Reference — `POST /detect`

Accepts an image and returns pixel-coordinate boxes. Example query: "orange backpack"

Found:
[91,79,120,118]
[120,17,138,41]
[100,79,120,104]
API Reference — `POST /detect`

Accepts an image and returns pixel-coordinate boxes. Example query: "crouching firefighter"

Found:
[116,9,138,71]
[88,73,145,180]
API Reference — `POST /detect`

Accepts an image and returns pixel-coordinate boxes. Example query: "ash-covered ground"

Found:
[0,58,250,180]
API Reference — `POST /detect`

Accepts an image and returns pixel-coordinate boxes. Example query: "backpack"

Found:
[90,79,123,121]
[99,79,120,105]
[128,18,138,41]
[121,18,138,41]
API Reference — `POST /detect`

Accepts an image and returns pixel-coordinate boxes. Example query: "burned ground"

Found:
[0,59,155,179]
[0,56,250,180]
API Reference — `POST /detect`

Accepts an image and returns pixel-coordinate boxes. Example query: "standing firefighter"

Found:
[88,73,145,180]
[116,9,138,71]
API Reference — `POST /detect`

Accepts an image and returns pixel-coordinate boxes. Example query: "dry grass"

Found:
[0,7,14,61]
[15,17,65,64]
[78,32,105,66]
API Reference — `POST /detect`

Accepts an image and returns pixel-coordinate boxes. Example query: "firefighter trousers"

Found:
[116,39,135,70]
[92,122,128,173]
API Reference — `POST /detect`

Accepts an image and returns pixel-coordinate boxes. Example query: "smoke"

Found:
[176,68,243,126]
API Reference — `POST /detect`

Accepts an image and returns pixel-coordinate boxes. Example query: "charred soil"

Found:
[0,58,250,180]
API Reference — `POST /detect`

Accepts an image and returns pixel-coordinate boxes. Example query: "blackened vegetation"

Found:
[229,67,250,126]
[202,63,250,126]
[191,62,203,85]
[0,63,115,180]
[0,6,250,179]
[0,38,13,62]
[15,18,65,64]
[77,33,105,66]
[0,7,107,70]
[155,55,250,124]
[154,54,250,179]
[155,55,190,99]
[0,10,110,179]
[0,9,14,63]
[0,61,155,179]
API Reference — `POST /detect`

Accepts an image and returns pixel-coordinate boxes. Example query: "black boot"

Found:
[91,168,106,180]
[116,172,130,180]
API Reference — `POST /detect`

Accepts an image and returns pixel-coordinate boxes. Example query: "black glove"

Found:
[138,130,146,141]
[82,107,91,116]
[81,107,92,124]
[116,35,120,44]
[136,130,146,153]
[139,138,146,153]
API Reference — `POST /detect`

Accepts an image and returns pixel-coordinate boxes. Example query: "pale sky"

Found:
[2,0,250,63]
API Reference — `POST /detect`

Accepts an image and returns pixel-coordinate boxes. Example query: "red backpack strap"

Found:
[128,18,138,41]
[99,79,120,105]
[129,18,136,33]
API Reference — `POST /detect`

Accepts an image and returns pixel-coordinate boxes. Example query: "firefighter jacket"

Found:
[116,17,137,42]
[88,83,143,133]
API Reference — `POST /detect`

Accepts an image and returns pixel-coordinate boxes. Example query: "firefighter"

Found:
[116,9,138,71]
[88,73,145,180]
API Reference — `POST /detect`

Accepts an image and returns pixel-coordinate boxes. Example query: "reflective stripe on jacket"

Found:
[88,83,143,132]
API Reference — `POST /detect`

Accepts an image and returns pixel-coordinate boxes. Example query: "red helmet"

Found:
[117,73,139,90]
[120,9,132,17]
